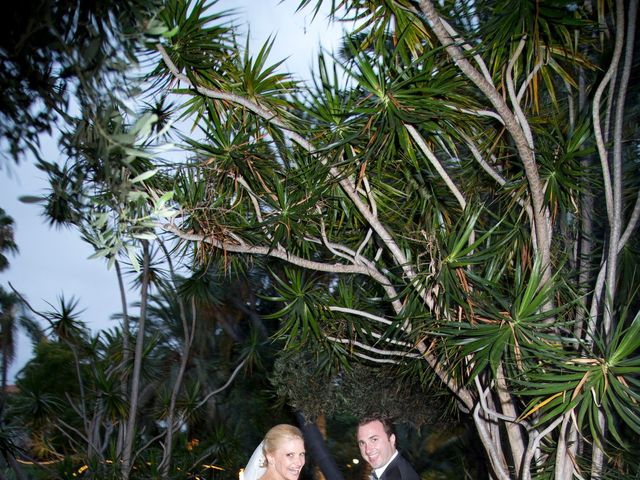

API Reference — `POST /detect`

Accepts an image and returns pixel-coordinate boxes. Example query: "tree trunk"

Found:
[121,241,151,479]
[2,451,30,480]
[159,241,195,479]
[295,412,344,480]
[115,260,130,458]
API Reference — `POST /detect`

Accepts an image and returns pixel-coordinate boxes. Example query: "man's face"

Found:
[357,420,397,469]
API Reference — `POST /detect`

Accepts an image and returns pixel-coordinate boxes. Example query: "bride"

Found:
[244,424,306,480]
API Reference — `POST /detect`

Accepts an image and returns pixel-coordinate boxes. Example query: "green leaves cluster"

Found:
[0,0,164,163]
[15,0,638,477]
[147,0,639,447]
[517,312,640,448]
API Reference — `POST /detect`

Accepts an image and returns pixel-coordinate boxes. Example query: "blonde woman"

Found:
[244,424,306,480]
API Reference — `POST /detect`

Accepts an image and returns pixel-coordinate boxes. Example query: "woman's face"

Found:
[266,437,305,480]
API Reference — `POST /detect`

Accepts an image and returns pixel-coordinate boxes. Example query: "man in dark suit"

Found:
[357,416,420,480]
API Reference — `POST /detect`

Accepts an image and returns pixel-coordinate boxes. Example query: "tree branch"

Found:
[405,124,467,210]
[417,0,551,269]
[521,416,564,480]
[195,357,248,410]
[325,336,422,359]
[157,43,435,310]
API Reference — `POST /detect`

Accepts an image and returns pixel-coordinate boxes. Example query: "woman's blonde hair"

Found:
[262,424,304,459]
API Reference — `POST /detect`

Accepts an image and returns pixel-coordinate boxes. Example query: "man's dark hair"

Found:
[358,414,396,438]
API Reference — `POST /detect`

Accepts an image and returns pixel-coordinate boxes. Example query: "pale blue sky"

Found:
[1,0,345,382]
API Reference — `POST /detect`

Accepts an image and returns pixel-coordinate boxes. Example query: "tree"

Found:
[8,270,268,479]
[0,209,18,272]
[119,0,638,478]
[0,287,20,413]
[0,0,164,163]
[1,1,288,478]
[0,209,18,408]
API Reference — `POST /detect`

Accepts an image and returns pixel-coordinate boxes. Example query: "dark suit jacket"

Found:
[379,453,420,480]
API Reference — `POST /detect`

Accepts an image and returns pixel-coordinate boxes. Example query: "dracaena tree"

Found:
[50,0,640,478]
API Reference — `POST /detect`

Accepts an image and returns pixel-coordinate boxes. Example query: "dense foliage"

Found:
[2,0,639,479]
[0,0,165,163]
[139,1,639,478]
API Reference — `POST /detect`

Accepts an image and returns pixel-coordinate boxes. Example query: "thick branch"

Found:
[162,222,474,409]
[417,0,551,269]
[156,43,434,310]
[591,0,626,227]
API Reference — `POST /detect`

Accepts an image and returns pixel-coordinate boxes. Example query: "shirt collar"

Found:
[374,451,399,478]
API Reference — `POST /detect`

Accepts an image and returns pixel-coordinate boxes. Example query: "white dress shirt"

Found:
[374,451,399,479]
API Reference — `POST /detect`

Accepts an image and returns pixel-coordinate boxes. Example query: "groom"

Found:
[357,415,420,480]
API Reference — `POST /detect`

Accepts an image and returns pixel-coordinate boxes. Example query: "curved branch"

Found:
[328,306,393,326]
[417,0,551,268]
[438,17,494,85]
[591,0,626,227]
[317,211,358,263]
[474,376,525,425]
[521,416,564,480]
[233,174,265,224]
[355,177,375,260]
[325,336,422,359]
[460,133,512,190]
[329,306,434,349]
[446,105,506,124]
[506,36,535,149]
[473,402,511,480]
[349,350,405,365]
[619,190,640,249]
[405,124,467,210]
[157,43,434,310]
[517,58,545,105]
[194,357,248,410]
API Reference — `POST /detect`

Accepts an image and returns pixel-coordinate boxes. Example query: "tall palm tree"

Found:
[0,208,20,414]
[0,286,19,412]
[0,208,17,272]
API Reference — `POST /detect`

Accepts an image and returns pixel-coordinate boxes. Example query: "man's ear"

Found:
[390,433,396,449]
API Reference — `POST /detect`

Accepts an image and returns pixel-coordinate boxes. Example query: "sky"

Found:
[1,0,346,383]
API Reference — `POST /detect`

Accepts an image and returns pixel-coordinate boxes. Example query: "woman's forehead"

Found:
[275,437,305,451]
